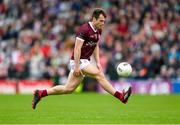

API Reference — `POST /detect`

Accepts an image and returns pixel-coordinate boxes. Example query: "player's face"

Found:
[94,14,106,30]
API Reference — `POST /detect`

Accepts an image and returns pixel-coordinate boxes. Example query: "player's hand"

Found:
[73,67,82,77]
[97,63,103,71]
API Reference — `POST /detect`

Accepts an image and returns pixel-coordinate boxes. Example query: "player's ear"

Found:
[92,17,97,22]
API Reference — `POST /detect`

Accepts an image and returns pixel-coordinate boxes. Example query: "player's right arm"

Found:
[73,37,84,77]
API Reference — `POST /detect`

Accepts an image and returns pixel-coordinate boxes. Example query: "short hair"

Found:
[92,8,107,20]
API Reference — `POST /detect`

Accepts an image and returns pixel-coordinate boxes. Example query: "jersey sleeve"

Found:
[76,26,88,41]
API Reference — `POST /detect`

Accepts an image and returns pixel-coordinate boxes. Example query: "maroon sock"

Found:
[39,90,48,98]
[114,91,124,101]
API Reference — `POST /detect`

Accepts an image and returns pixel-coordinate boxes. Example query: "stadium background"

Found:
[0,0,179,94]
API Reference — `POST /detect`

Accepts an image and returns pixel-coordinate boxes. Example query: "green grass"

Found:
[0,93,180,124]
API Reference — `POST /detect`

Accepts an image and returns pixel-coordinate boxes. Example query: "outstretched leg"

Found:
[82,64,132,104]
[32,71,83,109]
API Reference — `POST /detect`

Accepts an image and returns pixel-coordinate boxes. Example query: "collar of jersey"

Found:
[88,22,97,32]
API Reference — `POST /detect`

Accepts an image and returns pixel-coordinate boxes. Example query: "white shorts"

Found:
[69,59,90,71]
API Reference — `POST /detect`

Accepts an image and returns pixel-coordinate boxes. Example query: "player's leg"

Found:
[47,71,83,95]
[83,65,116,95]
[32,71,83,109]
[82,64,132,103]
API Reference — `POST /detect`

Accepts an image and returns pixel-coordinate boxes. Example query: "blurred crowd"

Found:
[0,0,180,84]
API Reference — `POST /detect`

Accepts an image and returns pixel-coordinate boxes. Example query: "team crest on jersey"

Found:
[90,34,99,40]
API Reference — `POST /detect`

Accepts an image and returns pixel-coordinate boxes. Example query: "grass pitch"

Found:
[0,93,179,124]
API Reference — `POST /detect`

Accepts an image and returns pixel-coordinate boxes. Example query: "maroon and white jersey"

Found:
[71,22,102,60]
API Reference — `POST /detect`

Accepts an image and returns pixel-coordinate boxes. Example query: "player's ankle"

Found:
[114,91,124,101]
[40,90,48,98]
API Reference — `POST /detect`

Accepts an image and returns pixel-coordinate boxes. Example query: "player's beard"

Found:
[99,25,104,30]
[96,24,104,30]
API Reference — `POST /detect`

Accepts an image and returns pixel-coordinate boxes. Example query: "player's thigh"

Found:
[82,64,102,78]
[65,71,83,89]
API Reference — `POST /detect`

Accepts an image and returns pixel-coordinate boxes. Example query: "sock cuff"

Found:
[114,91,120,98]
[41,90,47,97]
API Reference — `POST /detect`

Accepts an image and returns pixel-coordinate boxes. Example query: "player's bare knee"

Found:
[94,71,105,81]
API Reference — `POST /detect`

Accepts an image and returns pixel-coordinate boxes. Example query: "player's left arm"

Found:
[93,43,102,71]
